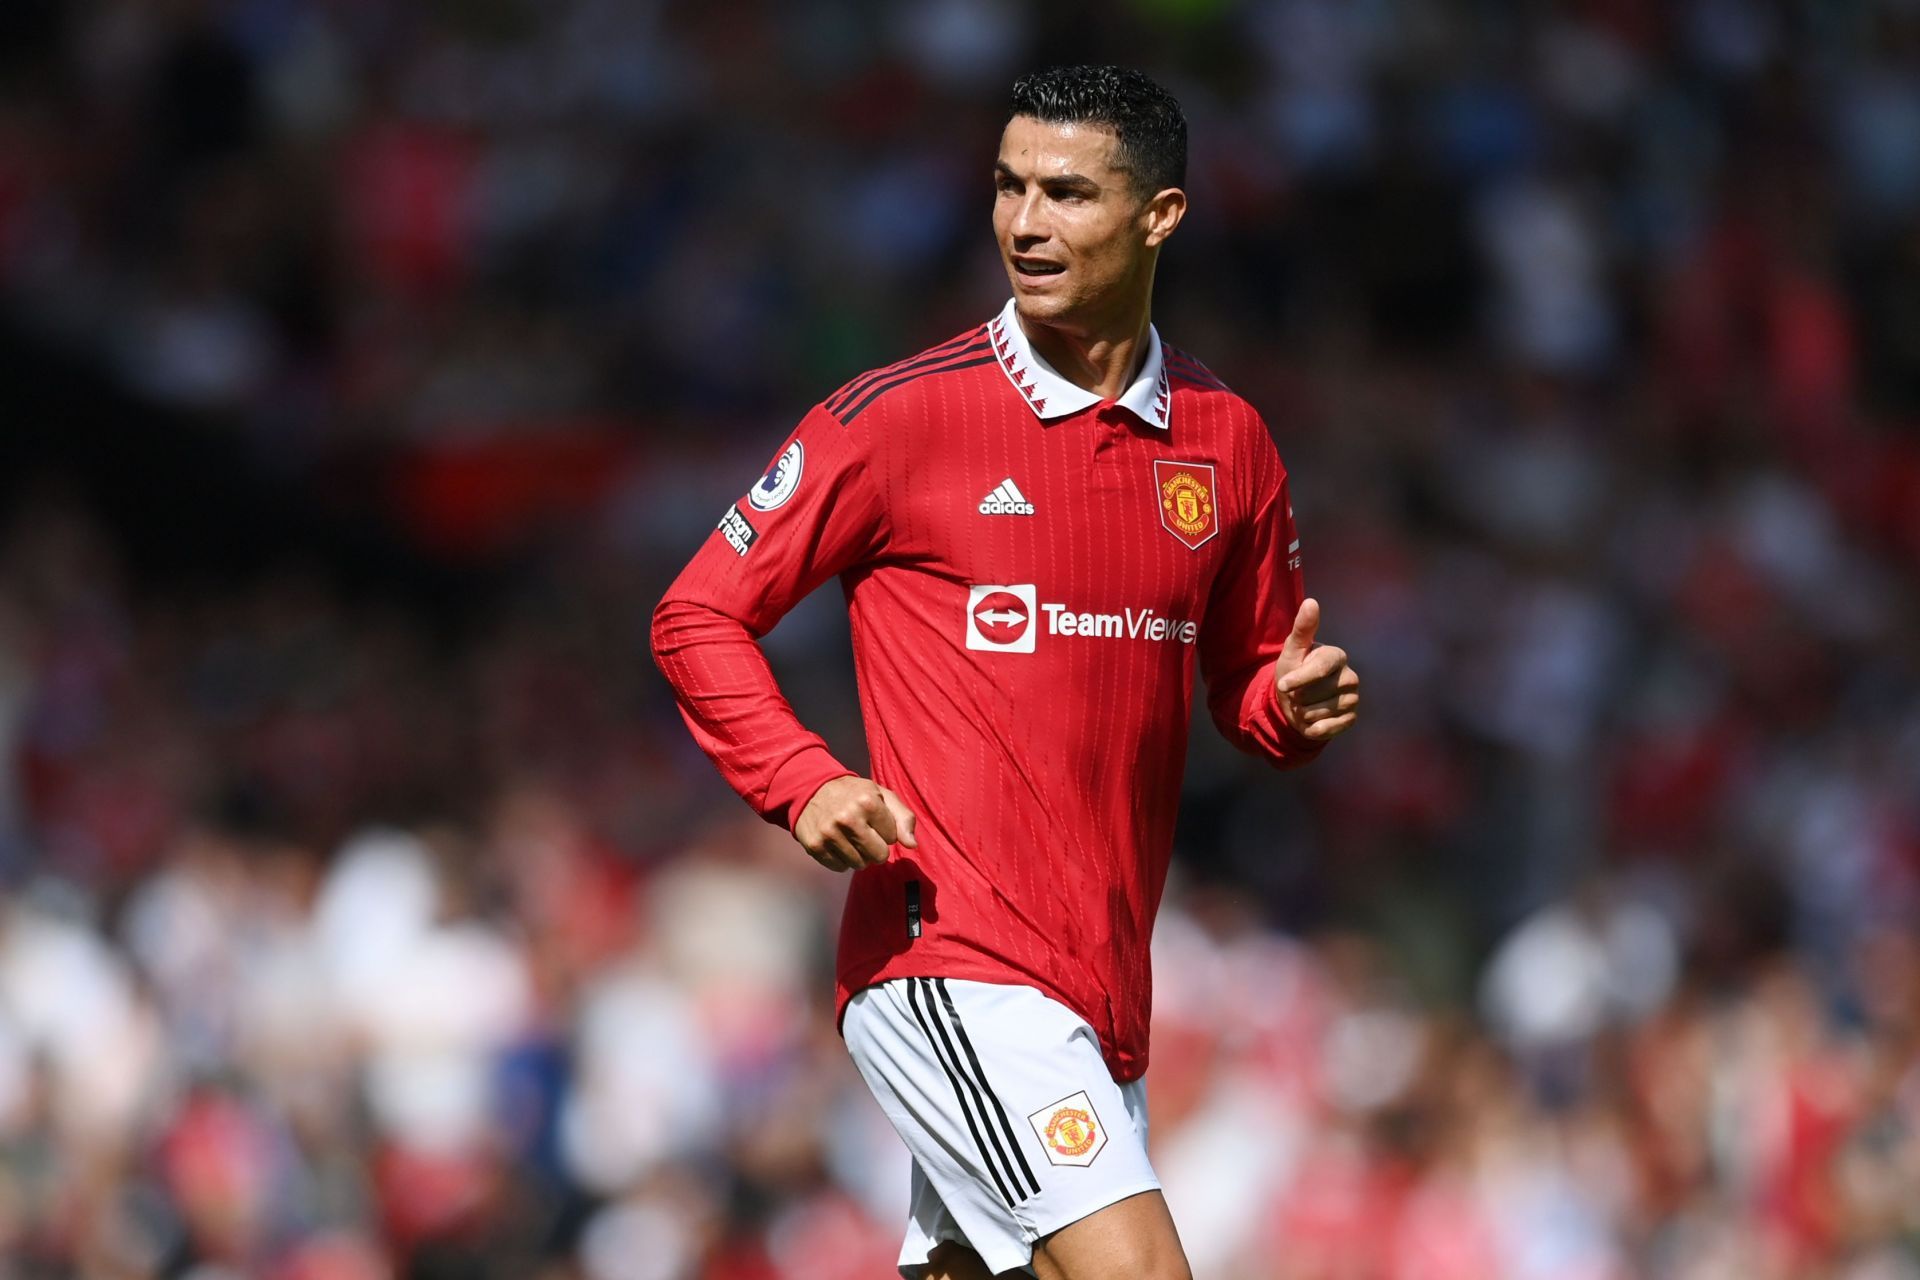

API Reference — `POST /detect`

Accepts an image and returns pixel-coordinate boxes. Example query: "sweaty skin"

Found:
[992,116,1182,399]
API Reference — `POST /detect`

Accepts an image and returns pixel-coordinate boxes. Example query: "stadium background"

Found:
[2,1,1918,1277]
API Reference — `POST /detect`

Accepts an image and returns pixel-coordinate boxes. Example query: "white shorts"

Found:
[843,977,1161,1278]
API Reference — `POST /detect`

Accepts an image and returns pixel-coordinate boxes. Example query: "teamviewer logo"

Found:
[966,584,1037,653]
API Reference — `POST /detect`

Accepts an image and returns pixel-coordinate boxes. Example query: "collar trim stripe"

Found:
[987,300,1171,431]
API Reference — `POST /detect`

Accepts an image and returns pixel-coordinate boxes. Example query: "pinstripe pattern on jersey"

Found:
[654,303,1311,1085]
[1165,364,1226,392]
[1163,345,1228,391]
[836,353,998,424]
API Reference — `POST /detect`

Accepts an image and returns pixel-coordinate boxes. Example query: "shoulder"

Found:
[1162,341,1234,398]
[1162,341,1256,426]
[820,323,998,425]
[1163,342,1273,447]
[1162,342,1291,513]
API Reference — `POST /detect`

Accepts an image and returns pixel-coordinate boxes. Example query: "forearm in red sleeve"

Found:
[1200,464,1325,771]
[650,597,855,829]
[1206,658,1324,770]
[651,404,885,828]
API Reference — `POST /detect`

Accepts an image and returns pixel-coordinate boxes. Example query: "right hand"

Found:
[794,776,918,872]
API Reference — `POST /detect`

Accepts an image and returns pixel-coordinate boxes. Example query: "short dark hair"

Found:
[1007,65,1187,197]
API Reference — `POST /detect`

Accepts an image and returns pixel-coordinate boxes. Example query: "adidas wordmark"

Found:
[979,478,1036,516]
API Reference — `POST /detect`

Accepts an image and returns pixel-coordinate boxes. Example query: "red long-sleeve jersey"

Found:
[652,301,1320,1081]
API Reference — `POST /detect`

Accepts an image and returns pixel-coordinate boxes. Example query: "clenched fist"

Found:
[795,776,919,872]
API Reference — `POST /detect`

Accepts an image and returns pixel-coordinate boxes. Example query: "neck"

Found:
[1016,291,1154,401]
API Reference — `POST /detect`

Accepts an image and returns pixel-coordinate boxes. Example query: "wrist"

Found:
[764,746,856,831]
[1266,676,1321,750]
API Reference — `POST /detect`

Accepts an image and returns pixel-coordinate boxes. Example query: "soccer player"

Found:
[652,65,1360,1280]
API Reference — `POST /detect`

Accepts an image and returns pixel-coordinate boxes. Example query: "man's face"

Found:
[993,115,1157,329]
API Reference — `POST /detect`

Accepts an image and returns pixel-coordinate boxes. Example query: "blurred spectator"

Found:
[0,1,1917,1277]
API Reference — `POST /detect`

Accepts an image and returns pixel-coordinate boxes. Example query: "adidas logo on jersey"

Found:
[979,478,1035,516]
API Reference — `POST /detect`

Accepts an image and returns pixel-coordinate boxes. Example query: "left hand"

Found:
[1273,597,1361,742]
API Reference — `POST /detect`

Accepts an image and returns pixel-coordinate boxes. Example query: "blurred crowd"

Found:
[3,0,1920,1277]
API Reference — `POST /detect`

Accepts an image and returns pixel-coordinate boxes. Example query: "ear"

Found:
[1141,186,1187,248]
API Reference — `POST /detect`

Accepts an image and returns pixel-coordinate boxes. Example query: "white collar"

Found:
[987,299,1171,430]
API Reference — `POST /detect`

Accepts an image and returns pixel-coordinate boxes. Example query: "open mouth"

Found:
[1013,257,1066,280]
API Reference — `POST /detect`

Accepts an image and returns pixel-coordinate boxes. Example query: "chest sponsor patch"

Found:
[1153,459,1218,550]
[965,584,1197,654]
[717,503,757,556]
[965,584,1037,652]
[1027,1091,1108,1167]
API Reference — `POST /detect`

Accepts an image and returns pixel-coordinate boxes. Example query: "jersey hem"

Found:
[836,957,1148,1083]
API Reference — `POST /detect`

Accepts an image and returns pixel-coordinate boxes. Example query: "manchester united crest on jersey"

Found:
[1153,459,1218,549]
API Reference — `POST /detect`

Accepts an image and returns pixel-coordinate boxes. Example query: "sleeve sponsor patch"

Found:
[748,441,803,511]
[718,503,758,556]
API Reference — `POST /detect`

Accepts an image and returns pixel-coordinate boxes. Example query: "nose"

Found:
[1008,189,1048,248]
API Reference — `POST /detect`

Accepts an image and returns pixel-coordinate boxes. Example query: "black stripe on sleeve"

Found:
[1164,345,1219,373]
[839,354,997,423]
[1165,352,1227,390]
[826,329,988,416]
[827,330,980,414]
[935,978,1043,1198]
[1169,372,1227,393]
[905,978,1019,1208]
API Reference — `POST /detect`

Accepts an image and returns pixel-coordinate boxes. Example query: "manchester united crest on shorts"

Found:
[1152,460,1217,550]
[1027,1091,1108,1167]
